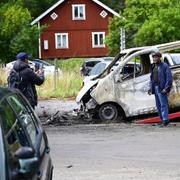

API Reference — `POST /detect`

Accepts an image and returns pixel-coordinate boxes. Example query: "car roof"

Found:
[84,58,104,62]
[84,57,114,62]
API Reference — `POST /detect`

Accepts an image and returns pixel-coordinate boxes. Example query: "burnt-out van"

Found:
[76,41,180,122]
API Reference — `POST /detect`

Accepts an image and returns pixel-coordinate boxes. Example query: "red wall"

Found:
[40,0,114,59]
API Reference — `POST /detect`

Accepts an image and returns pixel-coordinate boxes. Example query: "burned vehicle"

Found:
[76,41,180,122]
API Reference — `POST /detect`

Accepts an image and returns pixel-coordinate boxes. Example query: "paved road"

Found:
[45,123,180,180]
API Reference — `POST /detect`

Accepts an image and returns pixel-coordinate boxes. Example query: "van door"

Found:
[115,56,156,117]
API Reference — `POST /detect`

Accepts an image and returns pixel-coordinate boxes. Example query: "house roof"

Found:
[31,0,120,25]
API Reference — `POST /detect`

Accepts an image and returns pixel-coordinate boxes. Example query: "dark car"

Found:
[0,87,53,180]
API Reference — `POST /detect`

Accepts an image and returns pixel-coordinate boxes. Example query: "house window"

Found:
[72,4,86,20]
[92,32,105,48]
[55,33,69,49]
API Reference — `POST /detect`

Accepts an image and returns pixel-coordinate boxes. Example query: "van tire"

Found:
[99,103,118,122]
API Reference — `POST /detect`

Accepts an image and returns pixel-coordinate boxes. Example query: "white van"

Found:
[76,41,180,122]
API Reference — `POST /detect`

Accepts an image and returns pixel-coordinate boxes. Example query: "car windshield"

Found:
[89,62,107,76]
[170,54,180,65]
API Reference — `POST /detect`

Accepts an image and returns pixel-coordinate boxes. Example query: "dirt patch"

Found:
[35,99,95,125]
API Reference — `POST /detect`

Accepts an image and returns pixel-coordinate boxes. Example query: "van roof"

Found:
[120,40,180,55]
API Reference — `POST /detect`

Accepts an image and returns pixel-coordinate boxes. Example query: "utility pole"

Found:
[120,28,126,51]
[54,58,58,90]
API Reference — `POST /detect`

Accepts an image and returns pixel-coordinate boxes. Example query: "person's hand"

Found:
[161,89,167,94]
[148,90,152,95]
[36,69,44,75]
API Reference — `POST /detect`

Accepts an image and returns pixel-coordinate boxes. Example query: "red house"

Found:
[31,0,120,59]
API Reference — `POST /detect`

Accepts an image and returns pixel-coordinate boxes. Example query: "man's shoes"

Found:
[159,120,169,127]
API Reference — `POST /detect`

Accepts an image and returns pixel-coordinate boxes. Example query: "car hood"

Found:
[83,75,97,85]
[76,80,98,103]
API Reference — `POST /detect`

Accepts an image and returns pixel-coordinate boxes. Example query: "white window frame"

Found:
[92,32,105,48]
[55,33,69,49]
[72,4,86,20]
[44,40,49,50]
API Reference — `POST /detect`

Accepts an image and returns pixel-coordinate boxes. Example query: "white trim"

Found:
[55,33,69,49]
[50,12,58,20]
[72,4,86,20]
[38,22,41,59]
[31,0,120,25]
[44,40,49,50]
[92,32,105,48]
[100,10,108,18]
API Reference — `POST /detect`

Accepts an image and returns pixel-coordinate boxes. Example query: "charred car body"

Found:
[76,41,180,122]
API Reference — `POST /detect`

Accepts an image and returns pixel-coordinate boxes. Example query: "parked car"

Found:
[80,57,114,76]
[4,59,61,76]
[76,41,180,122]
[0,87,53,180]
[4,60,35,72]
[163,53,180,66]
[31,59,61,76]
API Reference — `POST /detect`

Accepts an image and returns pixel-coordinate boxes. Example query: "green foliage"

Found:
[135,7,180,46]
[106,0,180,54]
[57,58,85,72]
[36,58,85,99]
[0,2,42,63]
[22,0,57,18]
[101,0,125,12]
[37,71,83,99]
[10,26,41,58]
[105,16,125,55]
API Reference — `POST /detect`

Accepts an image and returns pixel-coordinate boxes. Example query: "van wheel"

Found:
[99,104,118,122]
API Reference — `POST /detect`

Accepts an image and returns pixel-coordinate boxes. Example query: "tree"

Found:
[0,2,42,63]
[101,0,125,12]
[134,6,180,46]
[106,0,180,55]
[105,16,125,55]
[22,0,57,19]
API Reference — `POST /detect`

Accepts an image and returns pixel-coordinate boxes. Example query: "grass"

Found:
[0,68,8,87]
[37,71,83,99]
[0,58,85,99]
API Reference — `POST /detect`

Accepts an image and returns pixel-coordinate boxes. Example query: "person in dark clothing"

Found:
[12,52,44,109]
[148,52,173,126]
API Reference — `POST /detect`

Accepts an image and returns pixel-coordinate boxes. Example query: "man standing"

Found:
[10,52,44,109]
[148,52,173,126]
